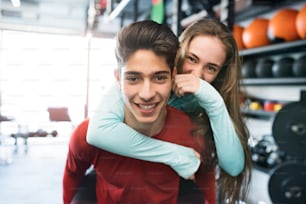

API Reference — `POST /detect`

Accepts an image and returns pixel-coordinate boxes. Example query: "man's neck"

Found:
[124,109,167,137]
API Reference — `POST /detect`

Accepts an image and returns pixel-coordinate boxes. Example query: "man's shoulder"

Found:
[166,105,192,123]
[69,119,97,151]
[166,105,189,116]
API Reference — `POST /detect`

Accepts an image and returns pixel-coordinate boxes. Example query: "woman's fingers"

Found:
[173,74,200,96]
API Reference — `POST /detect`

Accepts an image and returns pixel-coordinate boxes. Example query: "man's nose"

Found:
[138,81,155,101]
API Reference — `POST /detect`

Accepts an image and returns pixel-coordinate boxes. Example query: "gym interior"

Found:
[0,0,305,203]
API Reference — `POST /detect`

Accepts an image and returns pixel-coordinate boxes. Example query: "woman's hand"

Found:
[173,74,200,97]
[188,150,201,181]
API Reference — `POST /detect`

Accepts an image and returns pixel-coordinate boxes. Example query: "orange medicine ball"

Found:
[233,25,245,50]
[296,4,306,39]
[268,8,300,42]
[242,18,270,49]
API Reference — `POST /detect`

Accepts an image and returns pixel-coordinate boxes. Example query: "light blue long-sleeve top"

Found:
[87,79,245,179]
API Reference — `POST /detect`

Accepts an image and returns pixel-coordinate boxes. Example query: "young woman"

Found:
[87,18,251,203]
[174,18,252,203]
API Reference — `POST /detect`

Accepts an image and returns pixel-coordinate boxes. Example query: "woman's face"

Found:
[182,35,226,83]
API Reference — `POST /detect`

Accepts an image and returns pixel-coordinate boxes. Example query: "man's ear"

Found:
[114,69,121,89]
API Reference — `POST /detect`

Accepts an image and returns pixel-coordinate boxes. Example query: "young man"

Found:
[63,20,216,204]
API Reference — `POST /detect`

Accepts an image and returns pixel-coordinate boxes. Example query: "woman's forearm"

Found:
[86,84,200,179]
[194,80,245,176]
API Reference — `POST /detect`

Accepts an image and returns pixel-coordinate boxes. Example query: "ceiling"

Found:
[0,0,91,35]
[0,0,154,37]
[0,0,276,38]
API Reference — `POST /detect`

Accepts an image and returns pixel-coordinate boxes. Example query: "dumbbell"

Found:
[292,55,306,77]
[31,129,58,137]
[251,135,285,168]
[242,59,257,78]
[272,57,294,78]
[255,58,274,78]
[268,162,306,204]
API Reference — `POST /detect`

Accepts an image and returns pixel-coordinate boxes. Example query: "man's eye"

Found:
[126,76,138,82]
[154,75,168,82]
[156,75,167,80]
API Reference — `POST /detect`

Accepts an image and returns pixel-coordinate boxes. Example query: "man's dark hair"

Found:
[115,20,179,74]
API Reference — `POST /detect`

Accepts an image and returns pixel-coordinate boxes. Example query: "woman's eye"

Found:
[206,65,217,73]
[186,56,197,63]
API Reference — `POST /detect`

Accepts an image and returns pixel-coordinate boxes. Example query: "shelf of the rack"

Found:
[241,77,306,86]
[241,109,276,120]
[239,40,306,57]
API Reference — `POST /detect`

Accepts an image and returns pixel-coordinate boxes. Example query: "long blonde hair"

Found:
[176,18,252,203]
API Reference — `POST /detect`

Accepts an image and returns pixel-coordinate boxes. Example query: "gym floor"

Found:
[0,133,272,204]
[0,135,69,204]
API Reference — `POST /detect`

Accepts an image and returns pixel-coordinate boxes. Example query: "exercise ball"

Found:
[256,58,274,78]
[296,4,306,39]
[292,55,306,76]
[242,59,257,78]
[272,57,294,77]
[268,8,300,43]
[233,25,245,50]
[242,18,270,49]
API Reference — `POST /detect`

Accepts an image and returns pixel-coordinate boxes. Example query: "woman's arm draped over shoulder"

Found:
[86,84,200,179]
[194,80,245,176]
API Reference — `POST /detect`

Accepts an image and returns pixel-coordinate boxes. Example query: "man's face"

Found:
[116,49,172,127]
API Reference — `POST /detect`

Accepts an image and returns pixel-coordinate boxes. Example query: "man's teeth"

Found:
[139,104,155,110]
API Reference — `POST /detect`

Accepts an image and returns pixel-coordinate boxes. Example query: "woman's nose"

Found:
[184,65,202,78]
[188,65,203,78]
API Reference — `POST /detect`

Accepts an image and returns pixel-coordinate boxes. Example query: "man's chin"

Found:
[136,117,158,125]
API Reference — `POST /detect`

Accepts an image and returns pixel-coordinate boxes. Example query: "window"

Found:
[0,30,116,133]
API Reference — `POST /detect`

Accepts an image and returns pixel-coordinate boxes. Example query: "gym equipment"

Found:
[296,4,306,39]
[242,18,270,49]
[272,57,294,78]
[233,25,245,50]
[255,58,274,78]
[273,103,284,112]
[264,101,276,112]
[268,162,306,204]
[267,90,306,203]
[10,129,58,147]
[242,59,257,78]
[35,129,58,137]
[251,135,285,168]
[292,55,306,77]
[272,91,306,159]
[249,101,262,111]
[268,8,300,43]
[11,129,58,139]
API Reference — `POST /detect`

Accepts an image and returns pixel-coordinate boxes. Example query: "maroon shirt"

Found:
[63,106,216,204]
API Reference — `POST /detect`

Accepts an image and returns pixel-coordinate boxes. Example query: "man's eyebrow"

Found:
[124,71,170,75]
[124,71,141,75]
[154,71,171,75]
